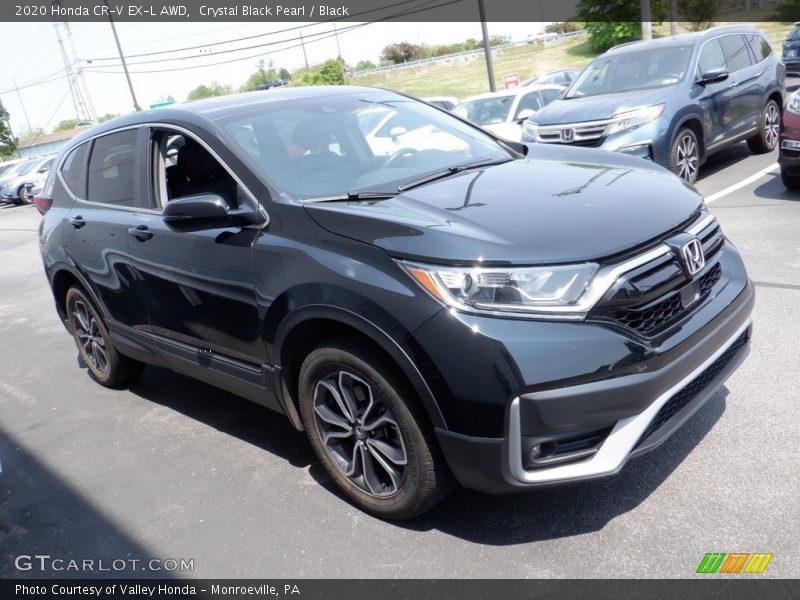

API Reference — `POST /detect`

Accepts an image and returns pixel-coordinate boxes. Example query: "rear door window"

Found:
[60,142,90,198]
[745,33,772,63]
[720,34,753,72]
[87,129,142,208]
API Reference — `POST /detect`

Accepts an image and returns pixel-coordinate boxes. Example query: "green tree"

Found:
[0,104,16,159]
[278,68,291,81]
[577,0,665,52]
[241,59,279,91]
[678,0,720,30]
[355,59,376,71]
[53,118,81,132]
[294,59,345,86]
[186,81,232,101]
[97,113,120,123]
[381,42,423,64]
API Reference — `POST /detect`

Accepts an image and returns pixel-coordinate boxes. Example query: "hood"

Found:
[531,87,674,126]
[305,145,703,265]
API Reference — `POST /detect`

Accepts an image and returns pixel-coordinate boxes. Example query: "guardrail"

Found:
[351,30,586,77]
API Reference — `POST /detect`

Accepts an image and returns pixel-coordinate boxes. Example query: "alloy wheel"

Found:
[312,370,408,497]
[765,103,779,150]
[676,133,698,182]
[71,300,109,374]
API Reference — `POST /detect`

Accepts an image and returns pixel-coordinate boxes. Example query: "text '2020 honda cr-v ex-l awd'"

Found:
[37,86,753,519]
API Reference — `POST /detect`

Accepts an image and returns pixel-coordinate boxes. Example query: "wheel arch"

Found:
[49,265,104,328]
[274,305,447,433]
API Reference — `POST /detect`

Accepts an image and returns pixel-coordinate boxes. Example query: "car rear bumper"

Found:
[431,260,754,494]
[779,110,800,171]
[782,58,800,76]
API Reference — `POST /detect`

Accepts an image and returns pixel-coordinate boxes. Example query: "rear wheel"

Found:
[65,286,145,387]
[669,127,700,184]
[298,338,452,519]
[18,186,31,204]
[781,168,800,191]
[747,100,780,154]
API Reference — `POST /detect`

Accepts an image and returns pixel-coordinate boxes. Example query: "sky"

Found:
[0,20,548,136]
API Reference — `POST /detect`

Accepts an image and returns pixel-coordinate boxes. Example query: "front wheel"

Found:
[65,286,145,387]
[298,338,452,519]
[669,127,700,184]
[747,100,780,154]
[781,168,800,191]
[18,186,31,204]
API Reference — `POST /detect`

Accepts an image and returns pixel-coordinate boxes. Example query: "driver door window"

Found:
[514,92,543,119]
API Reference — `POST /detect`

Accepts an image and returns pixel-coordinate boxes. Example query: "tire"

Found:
[781,168,800,191]
[669,127,700,184]
[298,337,452,519]
[65,286,145,387]
[747,99,780,154]
[18,186,31,204]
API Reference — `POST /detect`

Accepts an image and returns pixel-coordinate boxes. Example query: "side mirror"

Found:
[162,193,231,226]
[516,109,535,123]
[696,68,729,86]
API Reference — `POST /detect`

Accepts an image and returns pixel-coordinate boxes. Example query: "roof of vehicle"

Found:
[459,84,566,103]
[606,24,764,54]
[66,86,405,148]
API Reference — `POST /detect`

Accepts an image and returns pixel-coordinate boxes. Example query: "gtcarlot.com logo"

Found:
[696,552,773,574]
[14,554,194,573]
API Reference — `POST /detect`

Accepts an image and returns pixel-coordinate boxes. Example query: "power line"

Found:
[83,0,460,76]
[83,0,428,62]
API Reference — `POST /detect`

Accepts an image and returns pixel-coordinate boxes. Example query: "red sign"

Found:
[503,73,520,89]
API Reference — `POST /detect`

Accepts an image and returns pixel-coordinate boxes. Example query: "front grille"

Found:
[635,331,749,447]
[589,216,725,337]
[534,118,611,147]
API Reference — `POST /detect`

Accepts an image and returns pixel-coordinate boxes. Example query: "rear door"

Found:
[718,33,760,137]
[63,128,151,332]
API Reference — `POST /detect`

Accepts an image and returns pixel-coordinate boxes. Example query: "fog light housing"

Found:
[781,139,800,150]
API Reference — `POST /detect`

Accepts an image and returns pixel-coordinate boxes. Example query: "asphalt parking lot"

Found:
[0,143,798,579]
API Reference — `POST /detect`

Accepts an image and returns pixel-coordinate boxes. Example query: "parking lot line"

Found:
[704,163,778,203]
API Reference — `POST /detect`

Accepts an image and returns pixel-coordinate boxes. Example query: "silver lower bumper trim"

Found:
[507,317,751,484]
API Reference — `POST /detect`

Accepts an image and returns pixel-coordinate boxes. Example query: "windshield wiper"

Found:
[397,157,512,192]
[301,191,398,204]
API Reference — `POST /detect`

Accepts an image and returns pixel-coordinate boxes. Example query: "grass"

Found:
[350,21,795,101]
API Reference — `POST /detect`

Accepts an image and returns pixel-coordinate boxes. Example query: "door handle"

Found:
[69,216,86,229]
[128,225,154,241]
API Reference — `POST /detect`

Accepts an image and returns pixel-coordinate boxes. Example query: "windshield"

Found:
[221,93,510,199]
[567,45,693,98]
[4,160,34,177]
[453,95,514,126]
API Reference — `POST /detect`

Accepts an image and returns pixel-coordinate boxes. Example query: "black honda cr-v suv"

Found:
[37,87,753,519]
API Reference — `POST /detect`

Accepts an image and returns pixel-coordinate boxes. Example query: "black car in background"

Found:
[38,87,753,519]
[523,26,783,184]
[782,22,800,76]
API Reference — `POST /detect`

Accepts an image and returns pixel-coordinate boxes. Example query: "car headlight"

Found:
[401,261,598,318]
[786,91,800,116]
[605,104,665,136]
[522,120,538,140]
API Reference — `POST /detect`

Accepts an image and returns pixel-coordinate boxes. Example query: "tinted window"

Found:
[697,39,726,76]
[787,26,800,41]
[541,88,563,104]
[514,91,542,118]
[720,35,752,72]
[87,130,139,207]
[61,143,89,197]
[746,33,772,62]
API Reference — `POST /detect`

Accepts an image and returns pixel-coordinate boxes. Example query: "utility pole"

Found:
[54,23,92,123]
[478,0,495,92]
[62,22,97,121]
[641,0,653,41]
[104,0,140,111]
[12,79,32,132]
[669,0,678,36]
[300,31,309,70]
[333,22,346,81]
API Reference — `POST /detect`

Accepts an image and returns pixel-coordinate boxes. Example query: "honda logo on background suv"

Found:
[681,238,706,276]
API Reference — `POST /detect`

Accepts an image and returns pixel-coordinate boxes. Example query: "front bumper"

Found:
[422,243,754,493]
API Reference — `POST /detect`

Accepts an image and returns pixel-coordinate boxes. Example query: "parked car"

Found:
[781,22,800,77]
[522,26,783,184]
[526,32,558,44]
[779,89,800,189]
[454,84,565,141]
[38,86,753,519]
[0,158,28,178]
[423,96,459,111]
[0,155,54,203]
[520,69,583,87]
